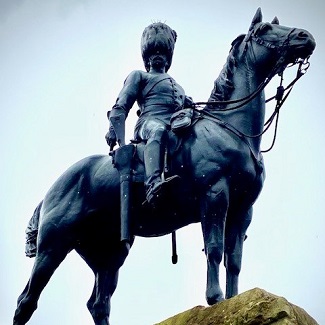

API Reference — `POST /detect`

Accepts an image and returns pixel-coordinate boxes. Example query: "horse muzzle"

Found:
[290,29,316,60]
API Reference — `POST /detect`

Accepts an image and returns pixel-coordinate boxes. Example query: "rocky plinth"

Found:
[155,288,318,325]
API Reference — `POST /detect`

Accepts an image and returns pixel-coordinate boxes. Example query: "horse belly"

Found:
[131,182,200,237]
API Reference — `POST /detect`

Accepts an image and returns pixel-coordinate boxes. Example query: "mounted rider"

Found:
[106,22,194,206]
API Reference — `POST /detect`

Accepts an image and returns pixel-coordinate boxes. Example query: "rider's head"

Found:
[141,22,177,72]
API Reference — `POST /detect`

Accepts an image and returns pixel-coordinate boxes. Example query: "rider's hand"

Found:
[105,126,117,149]
[184,96,195,108]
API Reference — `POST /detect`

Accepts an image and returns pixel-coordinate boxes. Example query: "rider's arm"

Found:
[106,70,143,148]
[111,70,143,116]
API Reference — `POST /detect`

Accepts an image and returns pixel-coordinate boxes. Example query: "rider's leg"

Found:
[143,128,166,189]
[137,118,180,205]
[143,126,180,204]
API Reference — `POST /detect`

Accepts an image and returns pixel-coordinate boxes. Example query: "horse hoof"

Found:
[206,288,224,305]
[207,296,224,306]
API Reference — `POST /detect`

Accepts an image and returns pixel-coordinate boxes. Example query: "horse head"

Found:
[205,8,316,159]
[241,7,316,77]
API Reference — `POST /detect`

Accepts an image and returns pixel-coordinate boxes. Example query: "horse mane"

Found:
[205,34,246,110]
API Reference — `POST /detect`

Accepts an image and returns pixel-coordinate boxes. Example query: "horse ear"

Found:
[271,16,279,25]
[244,7,263,42]
[249,7,263,30]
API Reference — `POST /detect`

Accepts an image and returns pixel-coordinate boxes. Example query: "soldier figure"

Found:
[106,22,193,206]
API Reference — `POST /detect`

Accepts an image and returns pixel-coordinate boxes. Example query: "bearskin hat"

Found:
[141,22,177,72]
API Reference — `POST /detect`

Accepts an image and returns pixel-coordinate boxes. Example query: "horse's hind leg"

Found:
[224,207,252,299]
[13,246,69,325]
[87,268,119,325]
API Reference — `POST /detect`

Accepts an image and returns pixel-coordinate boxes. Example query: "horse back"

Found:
[38,155,120,234]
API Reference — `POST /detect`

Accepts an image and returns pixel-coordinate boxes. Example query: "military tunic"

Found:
[112,70,188,139]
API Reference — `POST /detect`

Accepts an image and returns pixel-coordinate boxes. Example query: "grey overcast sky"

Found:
[1,1,324,324]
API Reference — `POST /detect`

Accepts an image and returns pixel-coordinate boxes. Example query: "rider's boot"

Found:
[144,138,180,206]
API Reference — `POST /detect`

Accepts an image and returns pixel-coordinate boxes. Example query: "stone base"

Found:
[155,288,318,325]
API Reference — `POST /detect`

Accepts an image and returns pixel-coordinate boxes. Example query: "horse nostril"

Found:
[298,31,308,39]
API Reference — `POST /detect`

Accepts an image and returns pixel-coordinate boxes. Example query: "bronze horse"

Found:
[13,8,315,325]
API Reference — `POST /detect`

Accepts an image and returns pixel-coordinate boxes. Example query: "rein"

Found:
[194,28,296,110]
[261,58,310,152]
[193,26,311,152]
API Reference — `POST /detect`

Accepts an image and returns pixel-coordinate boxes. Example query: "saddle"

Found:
[110,108,198,243]
[111,107,197,183]
[110,133,178,184]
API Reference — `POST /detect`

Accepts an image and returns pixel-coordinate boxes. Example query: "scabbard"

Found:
[112,144,135,243]
[120,173,132,242]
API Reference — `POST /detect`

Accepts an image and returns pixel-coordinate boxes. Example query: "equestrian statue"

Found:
[13,8,316,325]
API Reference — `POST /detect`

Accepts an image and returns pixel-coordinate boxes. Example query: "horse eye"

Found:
[258,23,272,34]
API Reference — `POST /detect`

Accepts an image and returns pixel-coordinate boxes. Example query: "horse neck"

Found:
[207,51,267,155]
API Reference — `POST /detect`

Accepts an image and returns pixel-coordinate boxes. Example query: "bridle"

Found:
[194,24,311,152]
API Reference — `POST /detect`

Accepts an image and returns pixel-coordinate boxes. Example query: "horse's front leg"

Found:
[224,207,252,299]
[87,241,132,325]
[88,268,119,325]
[200,182,229,305]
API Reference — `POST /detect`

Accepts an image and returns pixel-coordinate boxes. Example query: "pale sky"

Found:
[1,1,324,324]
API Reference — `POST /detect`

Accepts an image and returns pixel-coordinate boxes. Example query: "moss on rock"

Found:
[155,288,318,325]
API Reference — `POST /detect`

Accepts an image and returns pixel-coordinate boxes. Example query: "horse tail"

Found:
[25,200,43,258]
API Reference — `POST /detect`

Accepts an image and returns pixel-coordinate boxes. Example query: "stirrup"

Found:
[144,175,181,206]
